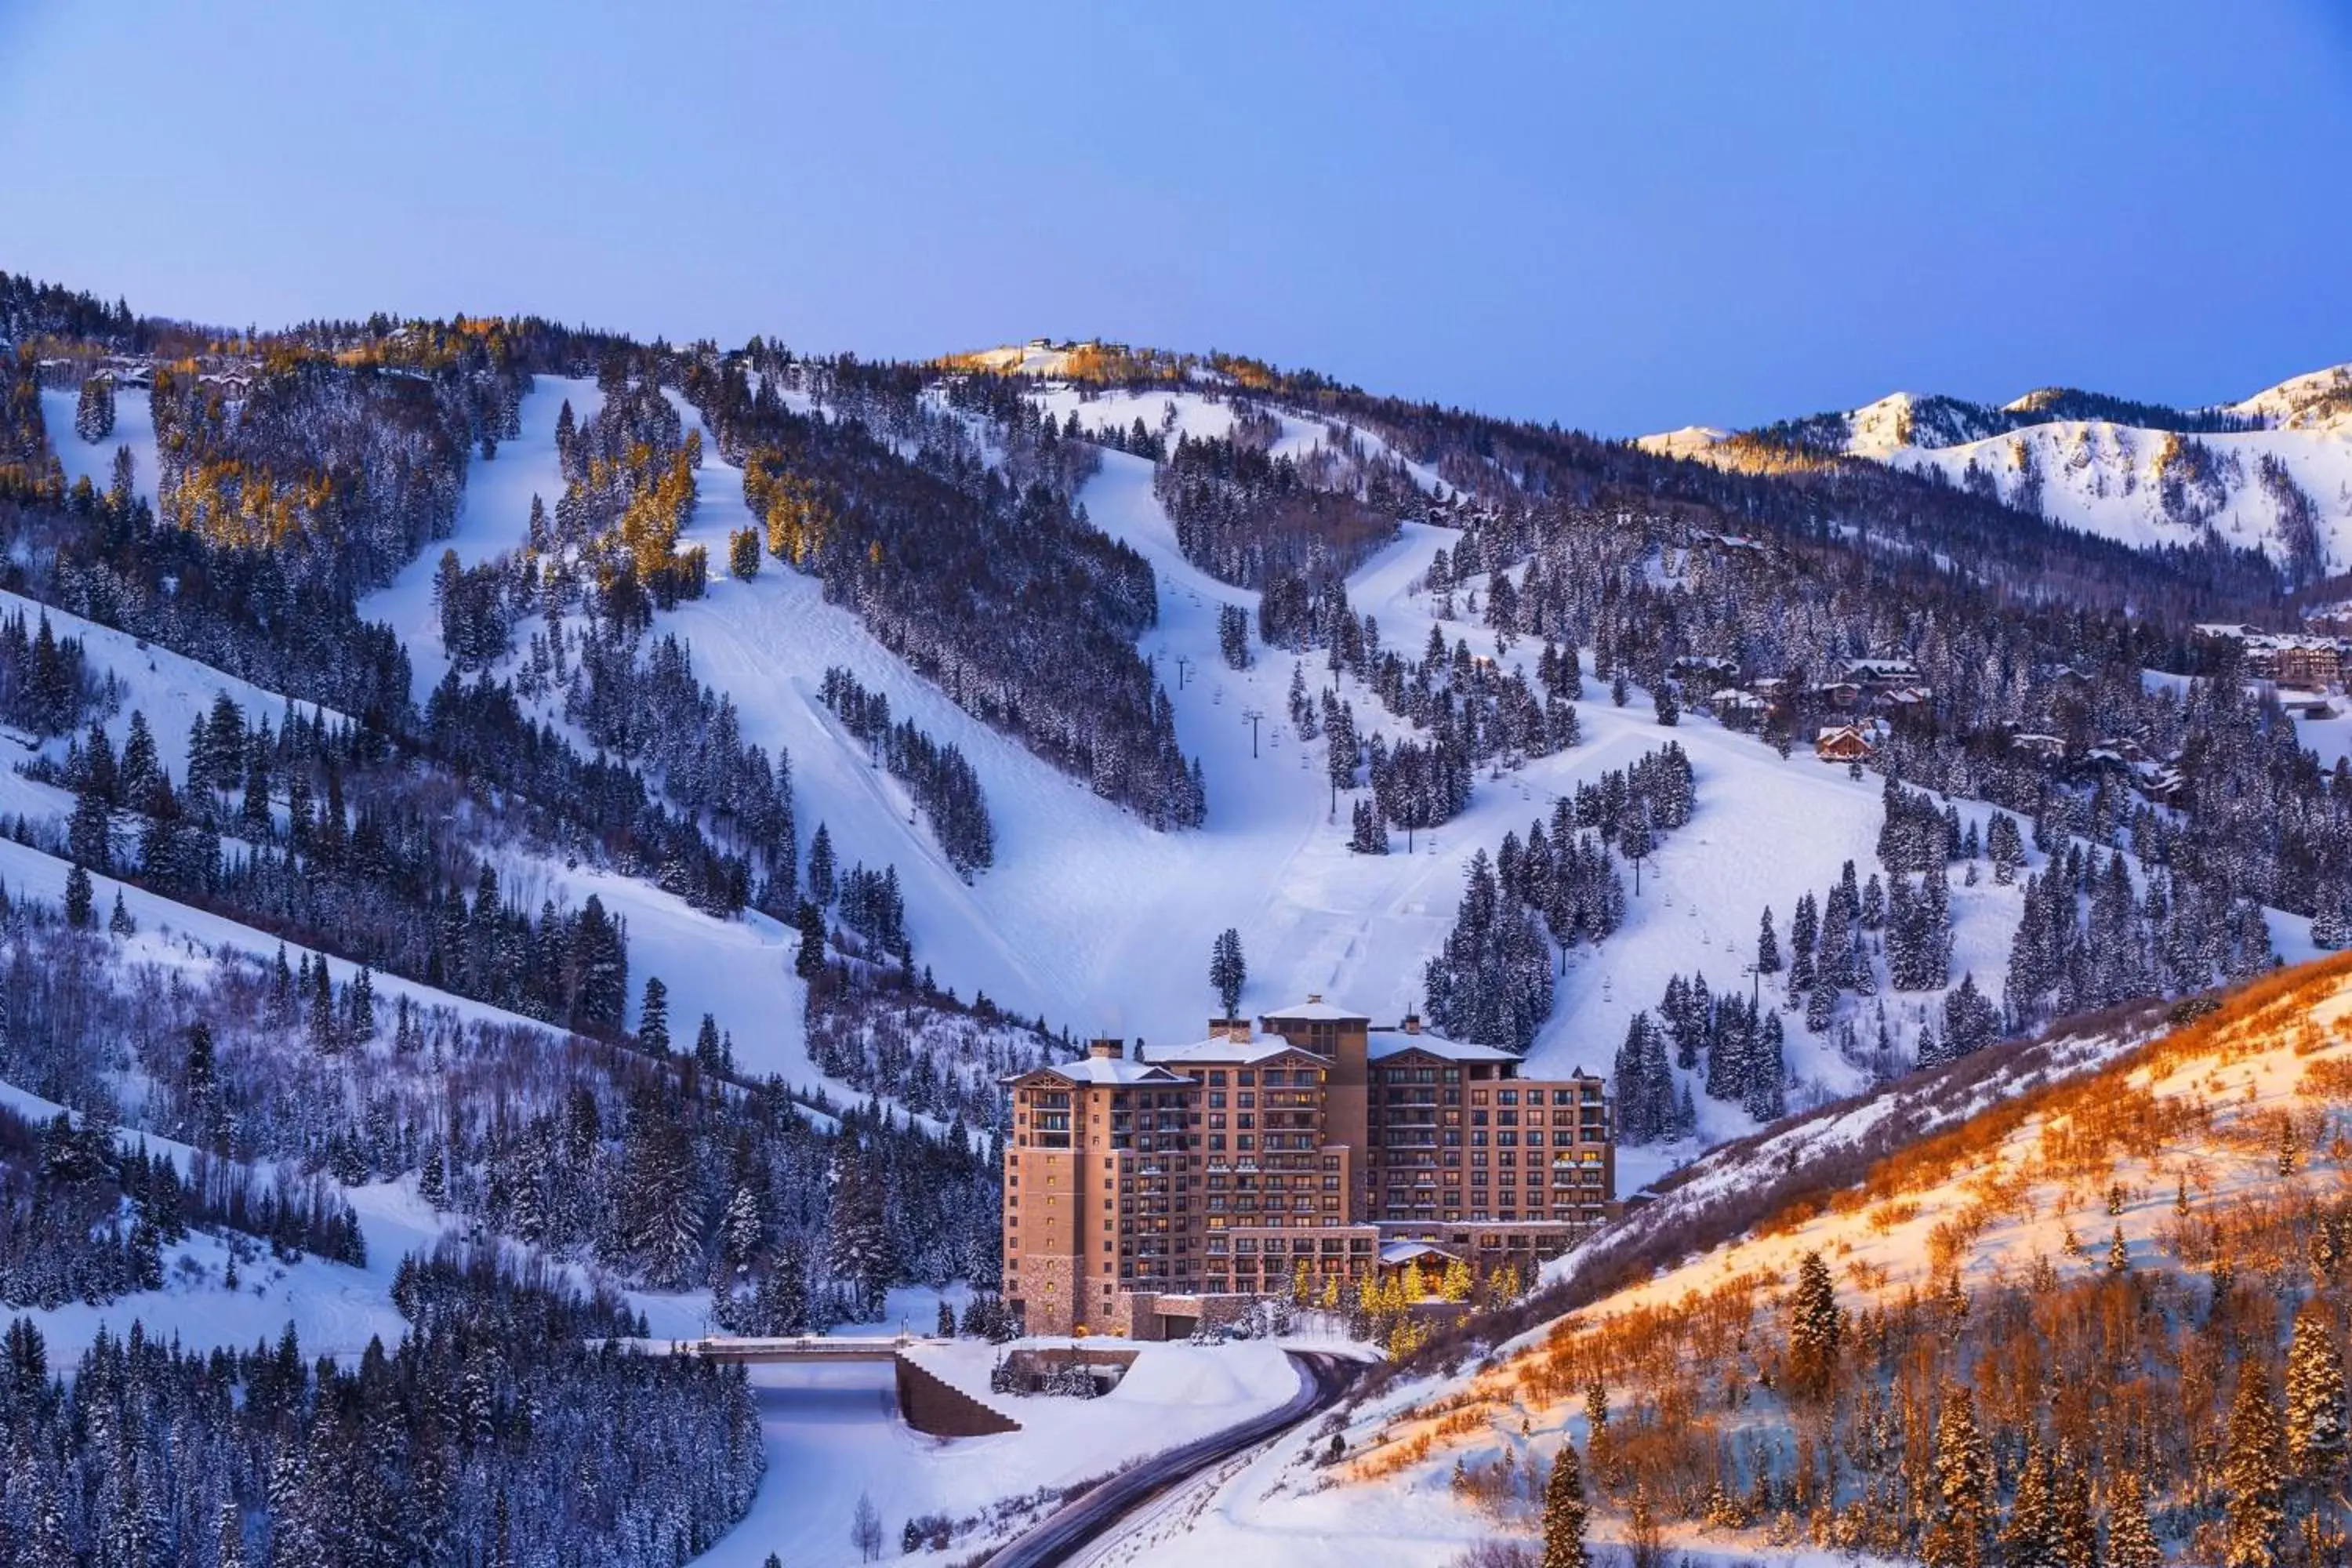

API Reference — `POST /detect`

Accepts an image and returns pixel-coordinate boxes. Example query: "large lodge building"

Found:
[1002,996,1616,1338]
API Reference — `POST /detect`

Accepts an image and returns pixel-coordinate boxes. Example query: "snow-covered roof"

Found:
[1026,1058,1189,1087]
[1144,1036,1309,1067]
[1260,998,1369,1022]
[1379,1241,1461,1266]
[1366,1032,1519,1064]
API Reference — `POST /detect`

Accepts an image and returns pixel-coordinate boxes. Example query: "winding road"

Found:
[980,1350,1359,1568]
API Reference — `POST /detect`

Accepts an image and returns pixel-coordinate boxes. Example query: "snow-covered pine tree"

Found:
[73,373,114,444]
[1210,927,1247,1016]
[1922,1384,1991,1568]
[1541,1439,1588,1568]
[2049,1442,2095,1568]
[1218,604,1251,670]
[1786,892,1819,1003]
[2286,1298,2347,1483]
[1744,1011,1787,1121]
[1784,1250,1842,1401]
[64,862,94,928]
[1942,973,1998,1060]
[2001,1436,2057,1568]
[638,976,670,1057]
[2224,1366,2285,1568]
[2105,1471,2161,1568]
[808,824,837,906]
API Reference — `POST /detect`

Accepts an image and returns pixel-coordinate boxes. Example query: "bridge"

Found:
[671,1334,1020,1436]
[671,1333,944,1363]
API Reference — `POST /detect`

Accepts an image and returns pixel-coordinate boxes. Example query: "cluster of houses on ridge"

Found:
[1670,652,2197,804]
[38,351,260,399]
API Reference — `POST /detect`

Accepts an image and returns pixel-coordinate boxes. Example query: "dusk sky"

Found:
[4,1,2348,434]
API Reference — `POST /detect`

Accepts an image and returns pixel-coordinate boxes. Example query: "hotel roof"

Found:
[1016,1057,1189,1087]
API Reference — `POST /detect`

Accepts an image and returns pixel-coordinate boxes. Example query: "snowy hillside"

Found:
[2231,362,2352,431]
[1886,419,2352,574]
[1661,363,2352,575]
[417,372,2069,1189]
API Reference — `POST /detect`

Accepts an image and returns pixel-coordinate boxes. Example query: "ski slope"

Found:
[40,382,162,510]
[361,374,606,692]
[419,379,2031,1189]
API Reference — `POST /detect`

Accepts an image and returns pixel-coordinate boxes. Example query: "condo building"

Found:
[1001,996,1615,1338]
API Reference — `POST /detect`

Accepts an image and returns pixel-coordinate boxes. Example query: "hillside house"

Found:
[1815,724,1875,763]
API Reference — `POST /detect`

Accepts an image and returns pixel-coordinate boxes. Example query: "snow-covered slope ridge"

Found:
[506,379,2043,1174]
[1112,957,2350,1568]
[1701,364,2352,573]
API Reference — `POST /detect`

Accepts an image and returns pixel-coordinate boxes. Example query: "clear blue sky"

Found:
[4,2,2347,435]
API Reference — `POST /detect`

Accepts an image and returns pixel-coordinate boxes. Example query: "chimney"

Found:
[1307,993,1323,1004]
[1088,1037,1124,1060]
[1229,1019,1253,1043]
[1402,1012,1421,1035]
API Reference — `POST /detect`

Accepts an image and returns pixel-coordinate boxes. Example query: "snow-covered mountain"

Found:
[7,266,2352,1566]
[1646,364,2352,577]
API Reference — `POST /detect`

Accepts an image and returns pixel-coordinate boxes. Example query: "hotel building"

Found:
[1001,996,1614,1338]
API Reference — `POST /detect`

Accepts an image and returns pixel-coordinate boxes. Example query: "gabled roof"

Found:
[1380,1241,1462,1266]
[1367,1032,1520,1064]
[1261,999,1369,1022]
[1144,1036,1317,1067]
[1007,1058,1189,1088]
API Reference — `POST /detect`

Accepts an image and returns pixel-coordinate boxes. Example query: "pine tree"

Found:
[309,953,337,1052]
[1922,1385,1991,1568]
[1210,927,1247,1016]
[2286,1298,2347,1483]
[2002,1436,2058,1568]
[2106,1472,2161,1568]
[2224,1366,2285,1568]
[639,976,671,1056]
[1219,603,1251,670]
[1756,906,1781,975]
[1785,1250,1842,1401]
[2049,1442,2096,1568]
[74,373,115,443]
[1541,1439,1588,1568]
[107,890,134,936]
[793,898,828,979]
[64,862,94,928]
[1584,1381,1610,1479]
[808,824,837,906]
[728,526,761,579]
[1745,1011,1788,1121]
